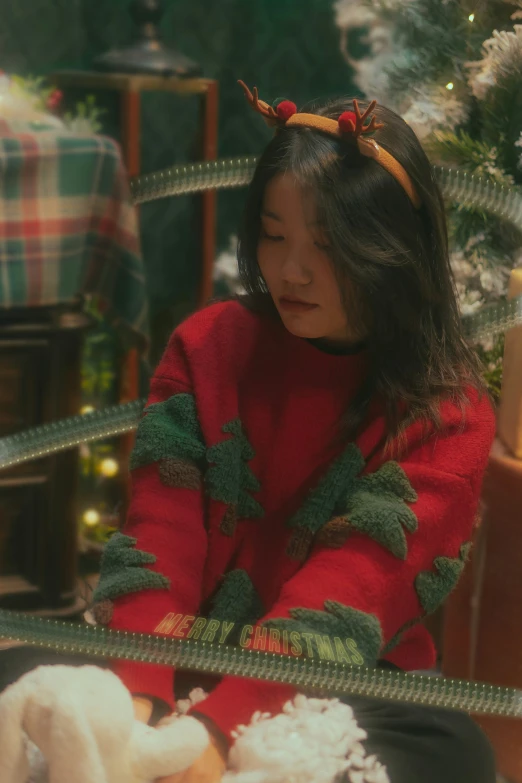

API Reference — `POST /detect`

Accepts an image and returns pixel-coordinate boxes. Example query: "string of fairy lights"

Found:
[78,342,122,540]
[444,11,476,92]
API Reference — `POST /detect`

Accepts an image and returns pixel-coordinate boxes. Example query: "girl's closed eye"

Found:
[314,241,331,252]
[261,229,284,242]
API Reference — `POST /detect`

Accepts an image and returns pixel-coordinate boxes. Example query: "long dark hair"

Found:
[237,96,486,450]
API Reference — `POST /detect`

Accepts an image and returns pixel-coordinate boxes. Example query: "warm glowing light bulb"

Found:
[80,405,95,415]
[83,509,101,527]
[99,457,119,478]
[468,13,475,22]
[446,82,454,90]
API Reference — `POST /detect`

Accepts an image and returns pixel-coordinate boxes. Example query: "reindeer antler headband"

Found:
[238,80,421,209]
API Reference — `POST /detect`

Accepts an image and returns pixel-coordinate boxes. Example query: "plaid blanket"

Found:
[0,119,148,347]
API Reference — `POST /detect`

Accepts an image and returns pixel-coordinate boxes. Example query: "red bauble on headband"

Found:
[338,111,357,134]
[276,100,298,122]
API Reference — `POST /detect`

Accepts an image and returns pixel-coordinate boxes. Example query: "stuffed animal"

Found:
[0,664,389,783]
[0,665,209,783]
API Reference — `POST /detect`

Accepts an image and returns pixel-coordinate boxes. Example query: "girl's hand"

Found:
[156,735,227,783]
[133,696,154,723]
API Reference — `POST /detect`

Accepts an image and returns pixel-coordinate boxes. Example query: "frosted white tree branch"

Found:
[466,25,522,100]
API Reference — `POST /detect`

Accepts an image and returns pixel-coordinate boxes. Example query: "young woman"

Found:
[0,85,498,783]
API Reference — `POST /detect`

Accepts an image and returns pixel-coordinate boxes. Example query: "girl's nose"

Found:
[281,250,312,286]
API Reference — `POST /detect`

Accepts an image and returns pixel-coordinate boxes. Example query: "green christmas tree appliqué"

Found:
[382,542,472,656]
[206,418,264,535]
[286,443,365,560]
[335,461,419,560]
[263,600,383,665]
[415,542,471,614]
[130,393,206,487]
[207,569,264,645]
[92,532,170,605]
[288,448,419,562]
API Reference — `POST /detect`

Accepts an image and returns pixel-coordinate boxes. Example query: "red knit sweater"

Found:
[93,300,495,743]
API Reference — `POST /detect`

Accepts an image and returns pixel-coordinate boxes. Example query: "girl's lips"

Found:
[279,297,318,313]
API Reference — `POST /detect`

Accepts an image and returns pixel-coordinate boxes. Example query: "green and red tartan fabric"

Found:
[0,119,148,346]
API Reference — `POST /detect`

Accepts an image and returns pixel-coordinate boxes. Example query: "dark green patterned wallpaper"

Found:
[0,0,358,348]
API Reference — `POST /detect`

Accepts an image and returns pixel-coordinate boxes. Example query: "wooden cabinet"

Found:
[0,305,91,613]
[443,440,522,782]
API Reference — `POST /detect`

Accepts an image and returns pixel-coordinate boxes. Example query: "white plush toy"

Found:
[0,665,209,783]
[0,665,389,783]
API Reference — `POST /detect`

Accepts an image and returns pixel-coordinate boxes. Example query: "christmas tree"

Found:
[92,532,170,605]
[264,601,383,663]
[415,542,471,614]
[381,541,472,654]
[206,419,264,535]
[334,0,522,397]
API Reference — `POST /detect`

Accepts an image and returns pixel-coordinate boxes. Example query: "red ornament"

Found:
[276,100,297,122]
[46,89,64,112]
[338,111,357,134]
